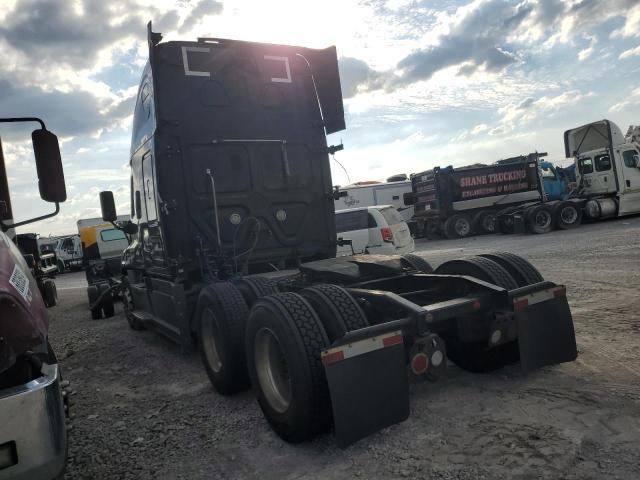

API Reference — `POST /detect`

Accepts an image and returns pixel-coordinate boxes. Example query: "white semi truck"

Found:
[498,119,640,234]
[565,119,640,218]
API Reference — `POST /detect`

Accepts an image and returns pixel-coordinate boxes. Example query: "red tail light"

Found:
[381,227,394,243]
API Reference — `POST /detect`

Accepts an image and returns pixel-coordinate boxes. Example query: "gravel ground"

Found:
[50,217,640,480]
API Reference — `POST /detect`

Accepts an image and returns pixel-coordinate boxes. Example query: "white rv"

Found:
[335,180,414,225]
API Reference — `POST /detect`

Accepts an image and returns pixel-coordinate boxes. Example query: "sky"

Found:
[0,0,639,236]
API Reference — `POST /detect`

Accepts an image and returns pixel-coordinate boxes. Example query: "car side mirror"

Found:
[32,129,66,203]
[100,191,117,222]
[635,154,640,168]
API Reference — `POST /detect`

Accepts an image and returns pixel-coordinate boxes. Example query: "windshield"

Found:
[100,228,127,242]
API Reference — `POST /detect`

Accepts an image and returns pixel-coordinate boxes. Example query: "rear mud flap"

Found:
[322,331,409,448]
[515,292,577,372]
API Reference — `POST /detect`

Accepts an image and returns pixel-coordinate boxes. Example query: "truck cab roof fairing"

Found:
[144,22,345,136]
[564,120,625,157]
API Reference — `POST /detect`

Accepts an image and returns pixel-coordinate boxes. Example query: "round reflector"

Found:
[410,352,429,375]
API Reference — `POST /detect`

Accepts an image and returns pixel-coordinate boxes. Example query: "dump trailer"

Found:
[406,153,586,239]
[97,23,577,447]
[0,117,69,478]
[497,120,640,235]
[406,155,545,239]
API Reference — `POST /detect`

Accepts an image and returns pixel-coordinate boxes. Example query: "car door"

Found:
[618,148,640,215]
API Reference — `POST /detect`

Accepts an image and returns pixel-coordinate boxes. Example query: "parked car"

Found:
[335,205,415,256]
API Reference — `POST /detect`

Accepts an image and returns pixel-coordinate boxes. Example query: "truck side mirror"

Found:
[100,191,117,222]
[123,222,138,235]
[32,129,66,203]
[635,154,640,168]
[332,187,348,200]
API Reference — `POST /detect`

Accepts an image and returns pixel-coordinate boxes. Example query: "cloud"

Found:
[338,57,387,98]
[609,87,640,113]
[0,0,146,70]
[471,123,490,134]
[314,0,637,100]
[611,2,640,38]
[539,0,639,46]
[490,90,591,135]
[0,0,222,68]
[179,0,224,33]
[0,76,134,139]
[619,45,640,59]
[392,0,529,86]
[577,35,597,61]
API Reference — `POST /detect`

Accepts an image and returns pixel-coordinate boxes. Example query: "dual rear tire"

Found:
[525,202,582,234]
[435,253,544,372]
[198,254,542,440]
[442,210,497,238]
[196,279,369,443]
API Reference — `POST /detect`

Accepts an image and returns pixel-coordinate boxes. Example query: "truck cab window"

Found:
[594,154,611,172]
[541,167,556,179]
[578,157,593,174]
[623,150,639,168]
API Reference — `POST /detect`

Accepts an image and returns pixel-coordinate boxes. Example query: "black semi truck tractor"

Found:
[98,23,578,447]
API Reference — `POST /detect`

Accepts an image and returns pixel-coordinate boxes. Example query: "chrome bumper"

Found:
[0,364,67,480]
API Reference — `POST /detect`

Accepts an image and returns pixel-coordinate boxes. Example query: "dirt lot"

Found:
[50,217,640,480]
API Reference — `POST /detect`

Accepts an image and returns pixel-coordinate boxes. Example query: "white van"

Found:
[335,205,415,256]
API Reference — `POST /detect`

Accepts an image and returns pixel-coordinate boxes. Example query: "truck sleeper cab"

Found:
[99,24,578,447]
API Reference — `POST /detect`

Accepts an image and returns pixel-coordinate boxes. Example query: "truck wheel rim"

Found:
[535,211,551,228]
[455,219,470,236]
[201,308,223,373]
[482,214,496,232]
[561,206,577,224]
[255,327,291,413]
